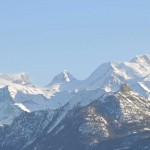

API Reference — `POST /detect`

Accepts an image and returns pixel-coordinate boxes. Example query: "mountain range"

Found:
[0,55,150,150]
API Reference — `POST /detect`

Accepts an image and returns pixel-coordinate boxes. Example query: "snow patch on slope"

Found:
[14,103,31,113]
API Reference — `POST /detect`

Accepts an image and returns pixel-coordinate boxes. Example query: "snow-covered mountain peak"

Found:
[130,54,150,65]
[62,69,72,82]
[49,70,77,86]
[0,72,32,85]
[87,62,116,81]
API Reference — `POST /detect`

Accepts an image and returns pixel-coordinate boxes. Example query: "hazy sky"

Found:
[0,0,150,85]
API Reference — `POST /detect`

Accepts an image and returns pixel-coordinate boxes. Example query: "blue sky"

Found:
[0,0,150,85]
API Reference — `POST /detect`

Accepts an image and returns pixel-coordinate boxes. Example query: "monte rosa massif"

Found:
[0,55,150,150]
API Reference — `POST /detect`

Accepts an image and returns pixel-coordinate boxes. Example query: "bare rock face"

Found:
[120,83,132,93]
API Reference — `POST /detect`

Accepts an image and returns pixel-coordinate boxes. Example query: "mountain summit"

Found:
[0,72,31,85]
[49,69,76,84]
[47,69,79,91]
[130,54,150,64]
